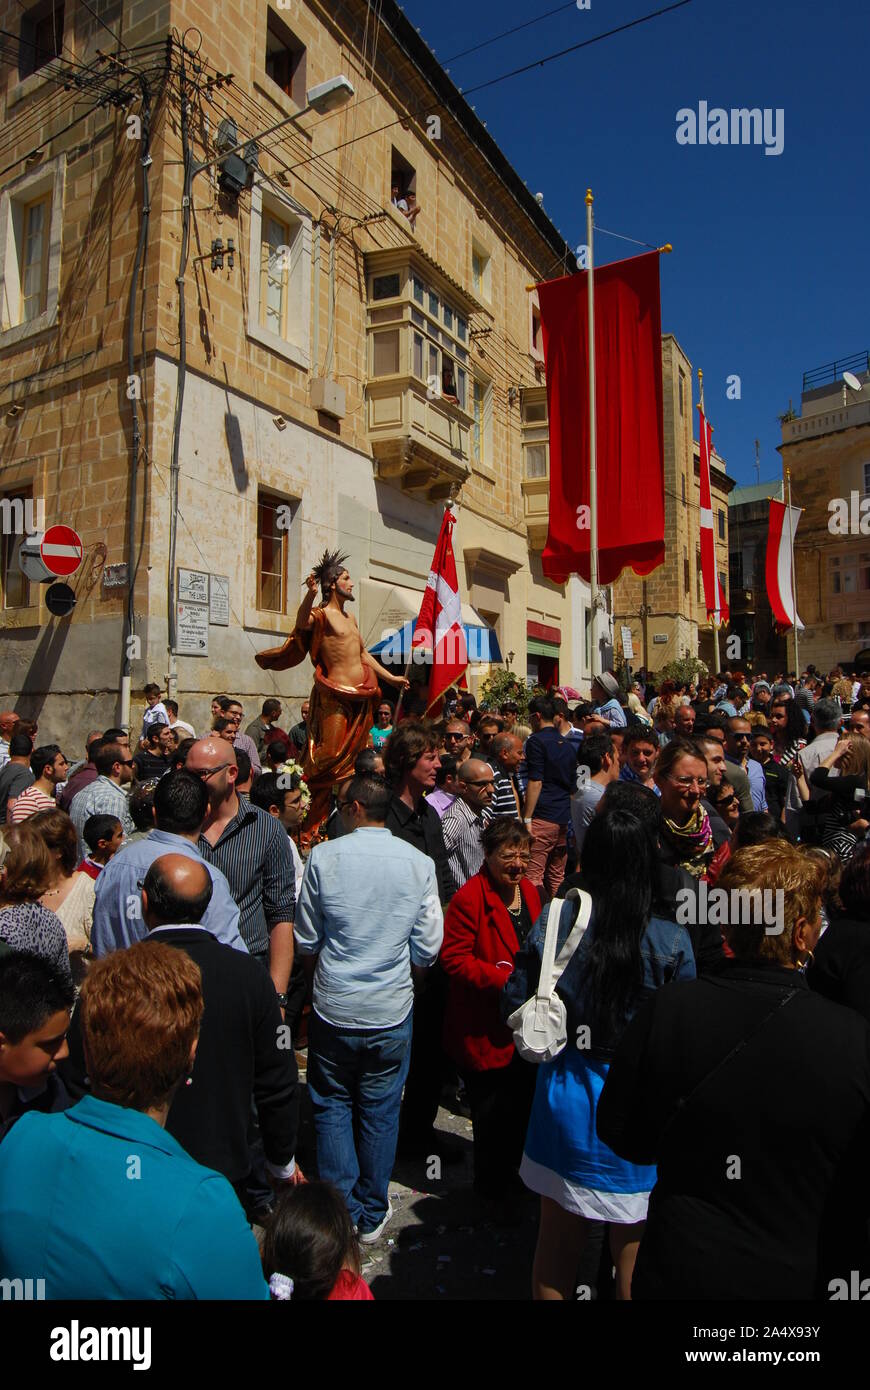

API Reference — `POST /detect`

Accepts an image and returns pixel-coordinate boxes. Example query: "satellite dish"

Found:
[843,371,862,392]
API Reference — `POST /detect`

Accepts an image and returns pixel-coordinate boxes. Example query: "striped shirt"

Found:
[489,770,521,820]
[69,777,136,858]
[197,795,295,957]
[10,785,56,823]
[441,797,488,891]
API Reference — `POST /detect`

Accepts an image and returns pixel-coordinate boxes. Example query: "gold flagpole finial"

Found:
[659,243,673,253]
[585,188,594,206]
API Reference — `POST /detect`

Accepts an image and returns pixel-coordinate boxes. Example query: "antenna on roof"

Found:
[755,439,760,485]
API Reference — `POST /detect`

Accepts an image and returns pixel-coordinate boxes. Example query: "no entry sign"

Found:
[40,525,83,577]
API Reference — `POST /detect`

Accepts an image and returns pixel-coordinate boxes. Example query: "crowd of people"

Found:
[1,660,870,1302]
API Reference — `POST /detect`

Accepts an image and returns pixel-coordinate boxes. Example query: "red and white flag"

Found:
[698,405,729,627]
[766,498,804,630]
[414,509,468,711]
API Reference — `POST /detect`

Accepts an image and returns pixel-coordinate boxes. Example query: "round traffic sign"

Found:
[45,582,76,616]
[40,525,83,577]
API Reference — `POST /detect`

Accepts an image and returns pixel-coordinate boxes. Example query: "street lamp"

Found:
[506,650,515,668]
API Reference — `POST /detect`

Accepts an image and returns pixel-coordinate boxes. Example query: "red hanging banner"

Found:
[537,251,665,586]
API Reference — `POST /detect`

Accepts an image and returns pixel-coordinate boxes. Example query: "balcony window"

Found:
[372,329,400,377]
[718,508,726,539]
[372,272,401,301]
[413,332,423,379]
[525,444,547,479]
[412,276,424,305]
[456,316,467,343]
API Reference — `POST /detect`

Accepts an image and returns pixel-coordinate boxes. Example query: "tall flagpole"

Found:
[586,188,600,678]
[786,468,800,675]
[698,367,720,677]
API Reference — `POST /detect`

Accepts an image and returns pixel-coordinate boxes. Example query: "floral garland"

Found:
[276,759,311,813]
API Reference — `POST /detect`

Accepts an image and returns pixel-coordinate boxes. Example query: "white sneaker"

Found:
[358,1201,394,1244]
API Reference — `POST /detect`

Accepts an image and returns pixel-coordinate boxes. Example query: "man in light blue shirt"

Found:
[295,771,443,1243]
[92,772,246,956]
[725,717,768,814]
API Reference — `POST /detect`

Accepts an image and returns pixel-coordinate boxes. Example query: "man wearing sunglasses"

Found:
[69,742,136,860]
[725,717,767,813]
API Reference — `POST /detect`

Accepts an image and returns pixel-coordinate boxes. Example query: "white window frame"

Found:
[529,289,544,364]
[0,155,65,347]
[471,373,493,474]
[471,240,491,302]
[247,180,311,369]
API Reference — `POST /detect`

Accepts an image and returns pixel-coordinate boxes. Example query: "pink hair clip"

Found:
[269,1272,294,1301]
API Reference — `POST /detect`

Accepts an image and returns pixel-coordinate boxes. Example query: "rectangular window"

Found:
[390,149,417,210]
[442,303,453,332]
[682,472,686,504]
[372,273,400,301]
[523,400,547,424]
[678,369,685,416]
[864,461,870,495]
[260,213,290,338]
[456,367,466,410]
[372,329,400,377]
[683,549,690,594]
[257,494,288,614]
[718,508,726,540]
[456,315,467,342]
[19,195,51,323]
[697,549,704,602]
[428,290,439,318]
[428,343,439,390]
[525,444,547,478]
[19,0,64,81]
[472,242,491,299]
[412,276,425,306]
[1,489,32,610]
[472,380,485,462]
[412,332,423,379]
[265,11,306,105]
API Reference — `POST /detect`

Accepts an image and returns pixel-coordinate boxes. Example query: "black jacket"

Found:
[150,928,299,1183]
[597,962,870,1299]
[385,793,455,904]
[809,917,870,1024]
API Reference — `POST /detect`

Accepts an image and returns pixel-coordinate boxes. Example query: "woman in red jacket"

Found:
[441,817,541,1202]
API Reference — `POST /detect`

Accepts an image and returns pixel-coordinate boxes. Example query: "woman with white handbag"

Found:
[502,807,695,1300]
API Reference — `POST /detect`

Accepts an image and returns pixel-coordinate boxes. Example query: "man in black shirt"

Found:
[141,854,302,1216]
[133,723,172,782]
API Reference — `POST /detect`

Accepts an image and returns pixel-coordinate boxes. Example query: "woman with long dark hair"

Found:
[768,696,807,764]
[502,809,695,1300]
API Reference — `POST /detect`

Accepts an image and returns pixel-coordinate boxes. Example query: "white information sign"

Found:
[209,574,229,626]
[176,602,209,656]
[620,626,634,660]
[177,568,209,604]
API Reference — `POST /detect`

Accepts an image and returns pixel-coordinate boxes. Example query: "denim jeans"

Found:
[307,1010,413,1232]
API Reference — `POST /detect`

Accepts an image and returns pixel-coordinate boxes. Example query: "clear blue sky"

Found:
[397,0,869,487]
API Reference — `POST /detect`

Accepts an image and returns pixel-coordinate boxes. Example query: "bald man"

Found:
[185,737,296,1009]
[440,757,495,889]
[138,853,303,1212]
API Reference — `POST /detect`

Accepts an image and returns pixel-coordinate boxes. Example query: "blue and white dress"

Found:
[503,903,695,1222]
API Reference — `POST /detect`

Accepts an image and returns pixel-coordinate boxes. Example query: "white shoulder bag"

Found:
[507,887,592,1063]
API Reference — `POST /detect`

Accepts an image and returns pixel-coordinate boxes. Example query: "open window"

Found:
[18,0,64,81]
[529,290,544,364]
[472,239,491,300]
[265,9,307,106]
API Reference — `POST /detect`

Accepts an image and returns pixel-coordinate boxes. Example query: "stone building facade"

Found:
[0,0,594,739]
[778,356,870,673]
[612,334,733,676]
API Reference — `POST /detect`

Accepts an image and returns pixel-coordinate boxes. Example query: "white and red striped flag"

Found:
[698,405,729,627]
[414,508,468,712]
[765,498,804,630]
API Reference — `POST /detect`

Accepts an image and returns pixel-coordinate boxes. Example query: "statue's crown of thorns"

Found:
[313,548,349,596]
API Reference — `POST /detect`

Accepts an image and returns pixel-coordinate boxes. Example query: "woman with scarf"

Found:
[653,742,714,877]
